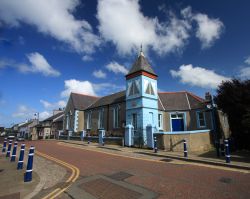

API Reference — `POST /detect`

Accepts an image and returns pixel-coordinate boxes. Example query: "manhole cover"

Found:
[79,178,142,199]
[108,171,133,181]
[219,177,232,184]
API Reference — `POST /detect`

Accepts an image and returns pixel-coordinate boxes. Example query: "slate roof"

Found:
[70,92,99,110]
[86,90,205,111]
[158,91,205,111]
[53,113,64,122]
[42,111,64,122]
[86,91,126,109]
[127,52,157,76]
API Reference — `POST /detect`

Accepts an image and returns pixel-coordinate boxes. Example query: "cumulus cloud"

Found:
[97,0,223,55]
[245,56,250,65]
[12,105,36,118]
[39,111,52,120]
[170,64,230,89]
[105,61,128,75]
[97,0,191,55]
[239,67,250,79]
[0,0,101,55]
[0,52,60,77]
[40,99,66,109]
[182,7,224,49]
[93,69,107,78]
[61,79,125,97]
[61,79,96,97]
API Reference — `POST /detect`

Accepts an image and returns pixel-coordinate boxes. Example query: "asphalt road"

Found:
[28,140,250,199]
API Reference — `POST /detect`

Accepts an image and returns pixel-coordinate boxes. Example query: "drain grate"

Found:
[108,171,133,181]
[219,177,233,184]
[161,159,173,162]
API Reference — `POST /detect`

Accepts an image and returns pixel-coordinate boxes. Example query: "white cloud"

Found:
[0,0,101,55]
[170,64,230,89]
[97,0,191,56]
[239,67,250,79]
[61,79,96,97]
[39,111,52,120]
[12,105,36,118]
[40,99,66,109]
[180,6,224,49]
[82,55,93,61]
[245,56,250,65]
[106,61,128,75]
[0,52,60,77]
[93,69,107,78]
[61,79,125,97]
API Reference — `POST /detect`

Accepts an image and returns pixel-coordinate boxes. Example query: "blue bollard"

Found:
[224,139,231,163]
[183,139,188,158]
[6,140,12,158]
[17,144,25,170]
[102,136,105,146]
[11,141,18,162]
[154,136,158,153]
[2,138,7,153]
[24,146,35,182]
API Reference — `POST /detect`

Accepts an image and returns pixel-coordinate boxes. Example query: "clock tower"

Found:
[125,50,158,145]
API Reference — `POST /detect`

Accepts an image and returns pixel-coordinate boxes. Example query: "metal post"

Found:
[2,138,7,153]
[6,140,12,158]
[24,146,35,182]
[17,144,25,170]
[224,139,231,163]
[10,141,18,162]
[183,139,188,158]
[154,136,158,153]
[102,136,105,146]
[220,139,225,156]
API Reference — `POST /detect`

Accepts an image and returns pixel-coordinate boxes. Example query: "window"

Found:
[132,113,137,130]
[98,108,104,129]
[158,114,163,129]
[129,81,139,96]
[145,82,155,95]
[197,111,206,128]
[86,111,92,129]
[113,106,119,128]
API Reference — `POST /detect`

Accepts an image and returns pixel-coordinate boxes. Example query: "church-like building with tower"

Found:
[64,50,230,151]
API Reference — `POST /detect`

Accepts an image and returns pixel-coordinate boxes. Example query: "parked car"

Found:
[7,135,15,140]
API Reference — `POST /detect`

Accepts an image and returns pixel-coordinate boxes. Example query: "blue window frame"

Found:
[196,111,206,128]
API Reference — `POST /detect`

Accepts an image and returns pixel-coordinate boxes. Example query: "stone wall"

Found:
[155,131,213,152]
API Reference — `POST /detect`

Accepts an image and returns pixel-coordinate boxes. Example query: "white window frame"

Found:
[98,108,104,129]
[196,111,206,128]
[113,106,119,128]
[86,111,92,129]
[158,113,163,130]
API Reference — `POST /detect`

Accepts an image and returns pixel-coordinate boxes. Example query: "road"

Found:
[29,140,250,199]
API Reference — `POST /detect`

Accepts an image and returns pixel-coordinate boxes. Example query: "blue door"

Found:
[172,119,184,131]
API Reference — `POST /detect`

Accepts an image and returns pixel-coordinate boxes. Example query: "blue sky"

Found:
[0,0,250,127]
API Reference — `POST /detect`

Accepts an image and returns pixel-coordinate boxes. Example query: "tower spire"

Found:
[139,44,144,57]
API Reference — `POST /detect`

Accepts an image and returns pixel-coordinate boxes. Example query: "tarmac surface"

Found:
[1,139,250,199]
[25,140,250,199]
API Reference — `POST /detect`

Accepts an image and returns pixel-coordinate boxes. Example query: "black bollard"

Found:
[183,139,188,158]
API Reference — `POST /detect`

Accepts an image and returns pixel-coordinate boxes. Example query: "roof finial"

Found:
[139,43,144,57]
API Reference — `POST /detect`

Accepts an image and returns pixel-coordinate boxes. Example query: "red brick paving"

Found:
[28,141,250,199]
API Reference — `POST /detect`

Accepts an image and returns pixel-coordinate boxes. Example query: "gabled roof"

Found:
[86,90,205,111]
[42,111,64,122]
[158,91,205,111]
[126,51,156,76]
[70,92,99,110]
[53,113,64,122]
[86,91,126,109]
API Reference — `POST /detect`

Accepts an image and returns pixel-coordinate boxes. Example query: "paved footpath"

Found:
[26,140,250,199]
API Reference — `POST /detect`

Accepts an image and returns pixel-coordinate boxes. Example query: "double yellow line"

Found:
[36,151,80,199]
